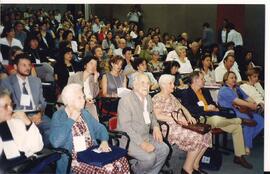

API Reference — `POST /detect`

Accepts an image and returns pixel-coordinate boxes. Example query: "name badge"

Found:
[20,94,31,106]
[3,140,21,159]
[197,101,205,107]
[143,111,151,125]
[73,136,87,152]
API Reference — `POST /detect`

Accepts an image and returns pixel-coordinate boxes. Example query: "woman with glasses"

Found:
[0,89,43,162]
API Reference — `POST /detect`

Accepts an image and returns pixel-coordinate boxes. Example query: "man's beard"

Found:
[17,70,30,77]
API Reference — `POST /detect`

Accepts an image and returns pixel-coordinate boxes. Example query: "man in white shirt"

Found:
[152,34,167,57]
[215,54,242,83]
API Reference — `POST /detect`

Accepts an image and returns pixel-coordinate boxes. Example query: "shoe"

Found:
[193,168,208,174]
[233,156,253,169]
[181,168,189,174]
[241,118,257,127]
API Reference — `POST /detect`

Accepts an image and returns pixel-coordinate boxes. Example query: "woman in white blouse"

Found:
[198,54,216,84]
[0,90,43,159]
[240,68,264,109]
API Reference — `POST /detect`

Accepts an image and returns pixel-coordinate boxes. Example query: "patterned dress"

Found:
[71,116,130,174]
[152,93,212,152]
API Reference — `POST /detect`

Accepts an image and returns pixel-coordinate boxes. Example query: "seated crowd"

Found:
[0,7,264,174]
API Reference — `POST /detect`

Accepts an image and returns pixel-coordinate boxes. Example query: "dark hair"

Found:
[122,47,132,55]
[109,55,124,69]
[14,53,31,65]
[226,41,235,49]
[163,61,180,74]
[132,57,147,70]
[62,30,73,40]
[198,54,212,71]
[9,46,23,65]
[1,25,14,37]
[81,56,98,69]
[203,22,210,28]
[223,54,235,62]
[91,46,102,56]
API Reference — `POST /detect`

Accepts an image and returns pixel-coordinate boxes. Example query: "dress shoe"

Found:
[233,156,253,169]
[193,168,208,174]
[241,118,257,127]
[181,168,189,174]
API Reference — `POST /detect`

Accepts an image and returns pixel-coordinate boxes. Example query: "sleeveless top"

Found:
[106,72,125,96]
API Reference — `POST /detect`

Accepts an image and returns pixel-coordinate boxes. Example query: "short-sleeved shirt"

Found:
[218,86,248,108]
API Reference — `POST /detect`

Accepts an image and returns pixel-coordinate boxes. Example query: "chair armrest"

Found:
[108,130,130,150]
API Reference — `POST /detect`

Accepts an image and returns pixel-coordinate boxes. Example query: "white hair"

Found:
[61,84,83,106]
[158,74,175,89]
[132,72,149,88]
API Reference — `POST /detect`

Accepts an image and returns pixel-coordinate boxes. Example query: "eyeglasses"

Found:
[0,103,16,110]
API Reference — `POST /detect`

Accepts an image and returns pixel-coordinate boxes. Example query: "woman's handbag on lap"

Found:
[171,108,211,135]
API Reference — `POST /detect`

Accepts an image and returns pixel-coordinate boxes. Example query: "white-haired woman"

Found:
[49,84,129,174]
[152,75,212,174]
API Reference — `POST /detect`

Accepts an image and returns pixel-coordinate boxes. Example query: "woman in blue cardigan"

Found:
[49,84,129,174]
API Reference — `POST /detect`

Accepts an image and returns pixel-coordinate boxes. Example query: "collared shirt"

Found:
[227,29,243,46]
[16,75,36,109]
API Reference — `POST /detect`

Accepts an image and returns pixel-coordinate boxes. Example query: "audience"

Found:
[152,74,211,174]
[218,71,264,155]
[117,73,169,174]
[0,6,265,173]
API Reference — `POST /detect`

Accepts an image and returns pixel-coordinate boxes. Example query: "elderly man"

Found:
[180,71,254,169]
[113,38,127,57]
[117,72,169,174]
[215,54,242,83]
[1,53,50,146]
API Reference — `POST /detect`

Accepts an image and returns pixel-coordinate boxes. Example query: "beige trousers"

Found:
[200,116,246,156]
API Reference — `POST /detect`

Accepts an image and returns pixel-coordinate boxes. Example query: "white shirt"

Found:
[221,30,227,44]
[214,63,242,83]
[83,77,92,99]
[16,75,36,109]
[166,50,178,62]
[5,118,43,157]
[71,40,78,53]
[113,48,123,57]
[227,29,243,46]
[152,42,167,56]
[0,37,23,49]
[240,82,264,105]
[130,31,138,39]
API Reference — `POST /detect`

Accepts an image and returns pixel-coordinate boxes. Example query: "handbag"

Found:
[200,148,222,171]
[171,108,211,135]
[233,104,253,118]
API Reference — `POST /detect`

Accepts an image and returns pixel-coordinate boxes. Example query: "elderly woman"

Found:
[67,56,100,120]
[0,90,43,162]
[218,71,264,155]
[152,75,212,174]
[240,68,264,110]
[101,55,127,97]
[49,84,129,174]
